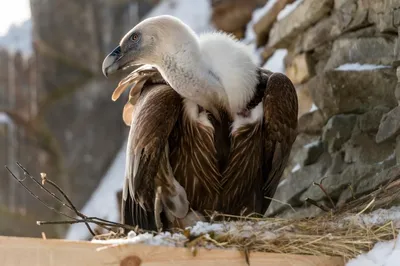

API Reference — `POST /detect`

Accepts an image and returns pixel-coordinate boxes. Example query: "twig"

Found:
[312,181,335,209]
[14,162,95,236]
[264,196,297,213]
[5,166,79,221]
[305,198,331,212]
[6,163,139,236]
[16,162,138,231]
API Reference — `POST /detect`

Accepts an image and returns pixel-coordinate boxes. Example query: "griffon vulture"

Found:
[102,15,298,231]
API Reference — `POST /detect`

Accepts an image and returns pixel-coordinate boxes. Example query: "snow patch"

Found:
[304,140,320,149]
[309,103,318,112]
[346,234,400,266]
[190,221,224,236]
[277,0,304,21]
[262,49,287,73]
[244,0,277,42]
[291,163,301,173]
[345,206,400,227]
[92,231,187,247]
[335,63,392,71]
[378,152,396,165]
[0,112,11,124]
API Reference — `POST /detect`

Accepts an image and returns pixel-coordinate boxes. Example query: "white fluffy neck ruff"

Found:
[156,30,258,115]
[199,32,259,114]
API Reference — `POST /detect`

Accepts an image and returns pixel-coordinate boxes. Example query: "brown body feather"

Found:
[114,66,298,231]
[221,71,298,215]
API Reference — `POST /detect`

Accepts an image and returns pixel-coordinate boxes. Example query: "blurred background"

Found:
[0,0,399,241]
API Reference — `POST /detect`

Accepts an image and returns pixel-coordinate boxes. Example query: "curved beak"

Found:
[102,46,123,78]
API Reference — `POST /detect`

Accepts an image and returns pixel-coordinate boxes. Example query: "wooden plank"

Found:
[0,236,345,266]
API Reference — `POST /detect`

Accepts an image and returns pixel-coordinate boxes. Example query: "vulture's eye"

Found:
[130,33,139,42]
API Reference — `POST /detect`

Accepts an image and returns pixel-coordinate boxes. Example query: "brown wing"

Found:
[114,66,189,230]
[122,83,184,230]
[261,72,298,214]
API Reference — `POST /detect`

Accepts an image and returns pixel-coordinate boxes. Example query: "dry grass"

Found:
[93,177,400,261]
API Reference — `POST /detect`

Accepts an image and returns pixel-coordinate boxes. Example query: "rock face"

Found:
[267,0,333,48]
[376,106,400,144]
[248,0,400,219]
[309,68,397,118]
[211,0,267,39]
[0,0,157,238]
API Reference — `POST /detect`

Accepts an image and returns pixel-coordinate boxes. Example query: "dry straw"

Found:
[94,175,400,261]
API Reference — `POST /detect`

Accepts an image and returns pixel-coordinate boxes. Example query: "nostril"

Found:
[111,46,122,56]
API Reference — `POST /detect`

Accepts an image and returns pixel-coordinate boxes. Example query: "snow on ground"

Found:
[277,0,304,21]
[262,49,288,73]
[346,234,400,266]
[91,221,225,248]
[66,142,127,240]
[345,206,400,228]
[335,63,392,71]
[344,206,400,265]
[93,231,188,248]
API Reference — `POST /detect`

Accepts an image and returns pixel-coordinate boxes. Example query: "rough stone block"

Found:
[267,0,333,49]
[299,158,395,203]
[358,105,391,133]
[266,152,332,216]
[368,0,400,33]
[324,37,397,70]
[253,0,295,47]
[299,0,369,52]
[308,68,397,119]
[376,106,400,143]
[343,131,395,164]
[300,140,324,166]
[298,109,327,135]
[327,151,346,175]
[296,84,314,117]
[286,53,314,85]
[283,134,321,178]
[211,0,264,37]
[322,114,357,153]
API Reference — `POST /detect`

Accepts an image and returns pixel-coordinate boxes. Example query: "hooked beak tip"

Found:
[102,68,109,78]
[102,45,122,78]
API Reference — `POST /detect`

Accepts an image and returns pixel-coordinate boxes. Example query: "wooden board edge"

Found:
[0,236,345,266]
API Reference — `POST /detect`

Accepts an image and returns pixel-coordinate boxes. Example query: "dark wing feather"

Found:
[261,72,298,214]
[121,83,183,230]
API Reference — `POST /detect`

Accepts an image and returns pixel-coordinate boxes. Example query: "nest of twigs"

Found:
[93,176,400,261]
[6,162,400,261]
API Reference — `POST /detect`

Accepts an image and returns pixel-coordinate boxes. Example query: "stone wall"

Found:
[211,0,268,38]
[248,0,400,219]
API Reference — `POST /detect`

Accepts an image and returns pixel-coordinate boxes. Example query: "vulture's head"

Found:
[102,15,199,77]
